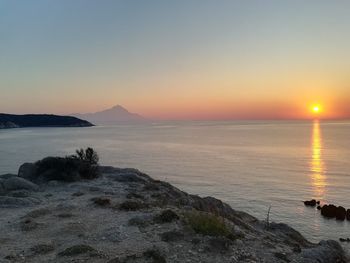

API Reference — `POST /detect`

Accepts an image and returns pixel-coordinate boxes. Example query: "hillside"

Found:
[0,114,93,129]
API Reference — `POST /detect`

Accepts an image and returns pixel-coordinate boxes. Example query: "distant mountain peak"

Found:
[72,105,147,125]
[106,105,129,113]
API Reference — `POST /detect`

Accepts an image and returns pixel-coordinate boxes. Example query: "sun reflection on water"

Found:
[310,120,326,198]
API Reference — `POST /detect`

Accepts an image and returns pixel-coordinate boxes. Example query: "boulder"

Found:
[2,177,39,192]
[304,199,317,207]
[208,237,232,252]
[18,163,37,181]
[346,209,350,221]
[335,206,346,221]
[300,240,346,263]
[321,205,346,220]
[160,230,184,242]
[321,204,337,218]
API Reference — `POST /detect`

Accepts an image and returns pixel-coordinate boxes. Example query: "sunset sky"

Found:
[1,0,350,120]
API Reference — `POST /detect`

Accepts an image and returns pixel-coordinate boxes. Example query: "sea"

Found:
[1,120,349,246]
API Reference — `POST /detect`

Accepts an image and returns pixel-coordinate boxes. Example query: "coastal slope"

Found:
[0,160,347,263]
[0,114,93,129]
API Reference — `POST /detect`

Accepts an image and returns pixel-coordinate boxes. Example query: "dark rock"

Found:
[191,238,201,244]
[72,191,85,197]
[58,244,96,256]
[304,199,317,207]
[57,213,73,218]
[300,240,346,263]
[128,216,150,227]
[25,208,51,218]
[336,206,346,220]
[91,197,111,206]
[2,177,39,191]
[89,186,101,192]
[154,209,179,223]
[160,231,184,242]
[208,236,232,252]
[144,182,160,191]
[269,223,309,247]
[119,200,148,211]
[126,192,144,199]
[321,204,337,218]
[30,243,55,255]
[321,204,346,220]
[274,252,290,262]
[143,249,166,263]
[346,209,350,220]
[316,200,320,205]
[317,205,321,210]
[21,218,39,231]
[18,163,37,181]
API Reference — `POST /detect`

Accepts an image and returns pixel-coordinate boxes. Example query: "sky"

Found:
[1,0,350,120]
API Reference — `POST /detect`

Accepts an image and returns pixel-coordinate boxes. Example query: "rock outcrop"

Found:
[0,161,348,263]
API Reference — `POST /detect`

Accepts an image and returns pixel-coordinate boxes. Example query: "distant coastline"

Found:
[0,114,93,129]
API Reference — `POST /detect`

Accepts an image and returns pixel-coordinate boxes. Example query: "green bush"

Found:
[186,211,231,237]
[34,148,100,182]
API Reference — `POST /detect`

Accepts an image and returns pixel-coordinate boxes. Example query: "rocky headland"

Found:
[0,114,93,129]
[0,153,348,263]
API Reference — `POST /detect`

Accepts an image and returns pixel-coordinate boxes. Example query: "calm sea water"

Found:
[1,121,350,245]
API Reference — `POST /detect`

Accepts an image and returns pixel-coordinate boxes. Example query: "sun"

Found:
[311,104,322,115]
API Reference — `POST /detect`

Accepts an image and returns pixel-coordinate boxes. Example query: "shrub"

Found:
[34,148,100,182]
[186,211,231,237]
[35,157,81,182]
[74,147,99,165]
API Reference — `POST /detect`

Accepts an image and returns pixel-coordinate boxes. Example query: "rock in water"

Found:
[346,209,350,221]
[335,206,346,221]
[321,204,337,218]
[304,199,317,207]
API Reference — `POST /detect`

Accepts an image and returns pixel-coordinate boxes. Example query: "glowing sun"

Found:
[311,104,321,114]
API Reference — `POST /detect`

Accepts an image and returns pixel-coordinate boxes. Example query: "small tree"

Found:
[85,147,99,165]
[75,147,99,165]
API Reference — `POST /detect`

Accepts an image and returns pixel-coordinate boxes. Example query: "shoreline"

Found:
[0,158,348,262]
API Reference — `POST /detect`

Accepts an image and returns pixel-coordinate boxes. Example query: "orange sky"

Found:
[1,1,350,120]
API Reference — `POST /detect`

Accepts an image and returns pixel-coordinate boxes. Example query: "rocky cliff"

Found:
[0,159,348,263]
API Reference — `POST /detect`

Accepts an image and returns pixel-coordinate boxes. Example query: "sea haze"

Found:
[1,120,350,244]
